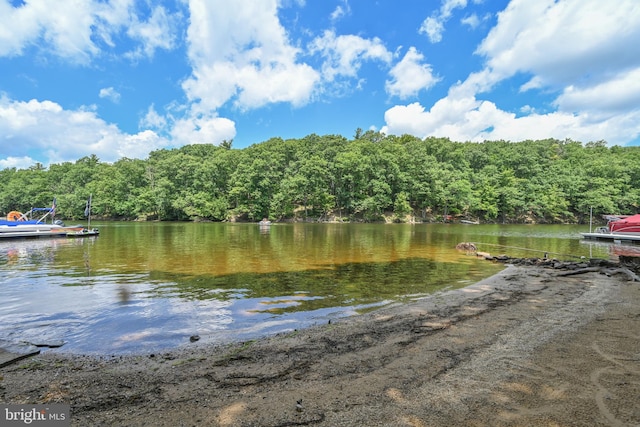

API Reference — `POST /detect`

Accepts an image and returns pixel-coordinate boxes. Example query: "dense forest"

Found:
[1,133,639,224]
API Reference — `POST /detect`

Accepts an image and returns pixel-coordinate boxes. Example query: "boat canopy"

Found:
[3,206,56,225]
[611,213,640,224]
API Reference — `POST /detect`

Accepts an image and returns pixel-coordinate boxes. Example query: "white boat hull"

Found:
[0,225,93,239]
[0,229,69,238]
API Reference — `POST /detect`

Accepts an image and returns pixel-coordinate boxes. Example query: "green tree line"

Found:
[1,134,639,223]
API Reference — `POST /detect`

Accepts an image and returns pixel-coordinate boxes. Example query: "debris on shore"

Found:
[459,242,640,282]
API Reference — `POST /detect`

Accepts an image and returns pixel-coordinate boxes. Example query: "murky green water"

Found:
[0,222,619,354]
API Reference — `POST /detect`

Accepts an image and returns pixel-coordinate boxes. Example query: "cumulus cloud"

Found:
[0,96,168,165]
[384,0,640,146]
[170,114,236,145]
[0,0,98,62]
[476,0,640,95]
[554,68,640,115]
[382,92,639,145]
[385,47,440,99]
[119,130,168,159]
[0,0,179,63]
[139,103,236,147]
[178,0,396,144]
[0,156,38,170]
[182,0,319,112]
[161,0,397,149]
[309,30,392,82]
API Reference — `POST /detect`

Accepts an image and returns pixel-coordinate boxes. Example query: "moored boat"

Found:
[581,213,640,243]
[1,203,98,240]
[605,214,640,235]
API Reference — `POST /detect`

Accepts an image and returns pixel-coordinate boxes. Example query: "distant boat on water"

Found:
[460,219,480,225]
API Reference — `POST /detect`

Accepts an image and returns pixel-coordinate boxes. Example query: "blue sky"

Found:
[1,0,639,169]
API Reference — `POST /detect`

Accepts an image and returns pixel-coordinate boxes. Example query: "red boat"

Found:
[605,214,640,235]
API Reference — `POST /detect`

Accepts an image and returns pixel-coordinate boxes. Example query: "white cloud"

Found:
[309,30,392,82]
[0,0,98,63]
[384,0,640,146]
[0,0,179,63]
[382,92,640,146]
[0,2,38,56]
[382,93,496,141]
[170,114,236,145]
[441,0,468,17]
[385,47,440,99]
[460,14,479,29]
[477,0,640,88]
[178,0,393,140]
[555,68,640,115]
[330,1,351,22]
[99,87,121,103]
[140,105,168,131]
[124,5,179,60]
[330,7,345,21]
[182,0,319,112]
[119,130,167,159]
[419,0,468,43]
[0,95,168,165]
[0,156,38,170]
[461,13,490,29]
[419,17,444,44]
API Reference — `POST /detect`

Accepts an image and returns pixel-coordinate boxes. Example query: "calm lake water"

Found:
[0,222,622,355]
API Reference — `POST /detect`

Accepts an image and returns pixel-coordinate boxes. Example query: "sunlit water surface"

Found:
[0,222,618,355]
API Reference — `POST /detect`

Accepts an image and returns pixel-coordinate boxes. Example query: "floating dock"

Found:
[581,232,640,244]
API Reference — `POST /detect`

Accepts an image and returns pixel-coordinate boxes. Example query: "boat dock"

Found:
[581,232,640,244]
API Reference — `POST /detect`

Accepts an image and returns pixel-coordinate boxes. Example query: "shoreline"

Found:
[1,262,639,426]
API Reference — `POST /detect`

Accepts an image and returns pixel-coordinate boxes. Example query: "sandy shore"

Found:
[1,260,639,426]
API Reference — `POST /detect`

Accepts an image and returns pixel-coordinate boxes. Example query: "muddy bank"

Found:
[1,261,639,426]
